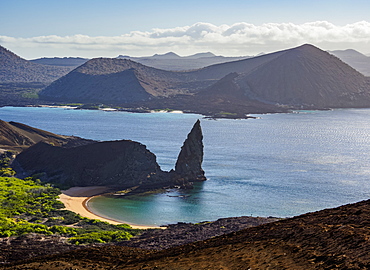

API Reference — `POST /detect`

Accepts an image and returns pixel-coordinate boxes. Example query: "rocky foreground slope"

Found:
[3,198,370,269]
[0,120,92,153]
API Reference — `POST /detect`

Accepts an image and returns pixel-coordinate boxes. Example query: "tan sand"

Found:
[59,186,162,229]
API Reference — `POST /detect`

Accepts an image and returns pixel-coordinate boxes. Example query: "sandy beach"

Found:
[59,186,162,229]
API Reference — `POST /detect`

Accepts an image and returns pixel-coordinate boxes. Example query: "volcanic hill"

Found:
[39,44,370,116]
[0,45,71,83]
[39,58,200,103]
[237,44,370,108]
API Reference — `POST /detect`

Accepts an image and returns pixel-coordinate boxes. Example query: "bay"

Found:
[1,106,370,226]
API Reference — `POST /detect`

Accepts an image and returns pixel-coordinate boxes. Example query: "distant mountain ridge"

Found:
[24,48,370,75]
[151,52,181,59]
[0,45,71,83]
[29,52,246,71]
[329,49,370,76]
[117,52,249,71]
[30,57,88,67]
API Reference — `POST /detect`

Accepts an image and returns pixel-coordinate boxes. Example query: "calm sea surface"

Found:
[1,106,370,226]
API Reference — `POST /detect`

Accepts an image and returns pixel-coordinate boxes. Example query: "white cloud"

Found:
[1,21,370,58]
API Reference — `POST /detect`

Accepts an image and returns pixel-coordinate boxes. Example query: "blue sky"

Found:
[1,0,370,58]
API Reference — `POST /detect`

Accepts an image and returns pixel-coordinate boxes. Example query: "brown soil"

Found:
[3,199,370,269]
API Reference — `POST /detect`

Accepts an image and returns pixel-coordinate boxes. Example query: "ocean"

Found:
[1,106,370,226]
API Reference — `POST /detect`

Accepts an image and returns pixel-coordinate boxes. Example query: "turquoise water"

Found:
[1,106,370,226]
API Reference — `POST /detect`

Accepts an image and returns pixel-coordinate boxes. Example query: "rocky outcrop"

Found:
[14,140,167,188]
[174,120,206,182]
[13,120,206,189]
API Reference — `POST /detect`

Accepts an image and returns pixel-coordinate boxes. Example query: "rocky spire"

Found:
[175,120,206,182]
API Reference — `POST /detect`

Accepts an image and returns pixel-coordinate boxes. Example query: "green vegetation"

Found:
[60,103,83,106]
[0,152,142,244]
[75,104,113,110]
[0,177,62,217]
[0,153,16,177]
[218,111,237,116]
[0,82,46,104]
[21,91,39,99]
[153,108,174,112]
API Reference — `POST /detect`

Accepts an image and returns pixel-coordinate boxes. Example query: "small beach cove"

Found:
[59,186,163,229]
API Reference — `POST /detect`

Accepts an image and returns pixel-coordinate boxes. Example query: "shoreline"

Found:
[36,105,184,114]
[2,104,277,119]
[58,186,163,230]
[22,104,256,119]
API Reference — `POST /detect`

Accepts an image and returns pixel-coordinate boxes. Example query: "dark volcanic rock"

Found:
[175,119,206,182]
[13,120,206,189]
[0,234,82,265]
[120,216,280,250]
[14,140,168,188]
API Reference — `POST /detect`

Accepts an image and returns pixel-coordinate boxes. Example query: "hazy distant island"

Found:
[2,44,370,118]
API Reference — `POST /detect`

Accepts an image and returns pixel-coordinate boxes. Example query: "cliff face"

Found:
[175,120,206,182]
[13,120,206,189]
[14,140,166,188]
